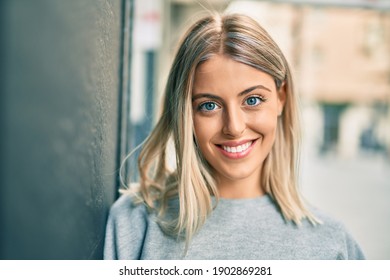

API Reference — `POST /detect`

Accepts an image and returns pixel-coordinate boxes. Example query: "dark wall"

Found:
[0,0,123,259]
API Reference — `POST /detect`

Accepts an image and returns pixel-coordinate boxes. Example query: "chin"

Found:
[217,168,261,182]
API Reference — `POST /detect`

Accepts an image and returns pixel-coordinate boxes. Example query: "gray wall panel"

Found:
[0,0,123,259]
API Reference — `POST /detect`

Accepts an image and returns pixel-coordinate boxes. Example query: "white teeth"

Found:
[222,141,252,153]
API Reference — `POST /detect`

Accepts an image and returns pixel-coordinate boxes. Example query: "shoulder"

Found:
[109,193,148,218]
[306,206,365,259]
[104,193,151,259]
[107,193,152,233]
[310,206,345,231]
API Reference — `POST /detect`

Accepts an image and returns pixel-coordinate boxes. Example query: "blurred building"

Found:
[297,5,390,158]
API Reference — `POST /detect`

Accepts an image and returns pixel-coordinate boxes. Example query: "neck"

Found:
[216,176,264,199]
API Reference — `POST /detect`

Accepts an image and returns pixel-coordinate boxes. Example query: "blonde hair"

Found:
[122,13,318,250]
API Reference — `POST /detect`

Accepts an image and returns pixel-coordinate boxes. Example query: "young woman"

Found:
[104,13,365,259]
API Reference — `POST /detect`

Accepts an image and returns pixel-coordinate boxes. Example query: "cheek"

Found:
[248,110,279,134]
[193,115,220,147]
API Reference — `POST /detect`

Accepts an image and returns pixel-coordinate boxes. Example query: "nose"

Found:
[222,106,246,137]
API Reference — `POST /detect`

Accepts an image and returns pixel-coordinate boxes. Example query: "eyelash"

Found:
[198,101,220,112]
[197,95,266,112]
[244,96,265,107]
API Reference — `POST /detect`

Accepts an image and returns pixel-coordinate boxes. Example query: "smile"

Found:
[222,141,252,153]
[217,139,257,159]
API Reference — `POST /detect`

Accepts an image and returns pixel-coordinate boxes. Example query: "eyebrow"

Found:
[192,85,271,101]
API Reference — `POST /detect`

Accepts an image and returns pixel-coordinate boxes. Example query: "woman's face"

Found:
[192,54,285,197]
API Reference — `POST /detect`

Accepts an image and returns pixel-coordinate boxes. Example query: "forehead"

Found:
[193,54,276,93]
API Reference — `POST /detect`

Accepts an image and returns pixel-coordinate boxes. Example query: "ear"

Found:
[277,82,287,116]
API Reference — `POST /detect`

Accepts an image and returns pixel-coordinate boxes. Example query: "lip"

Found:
[218,139,254,147]
[215,139,258,159]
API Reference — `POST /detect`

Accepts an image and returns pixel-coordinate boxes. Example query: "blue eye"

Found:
[199,102,218,111]
[245,96,262,106]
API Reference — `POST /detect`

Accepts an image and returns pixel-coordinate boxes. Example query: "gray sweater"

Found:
[104,194,365,259]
